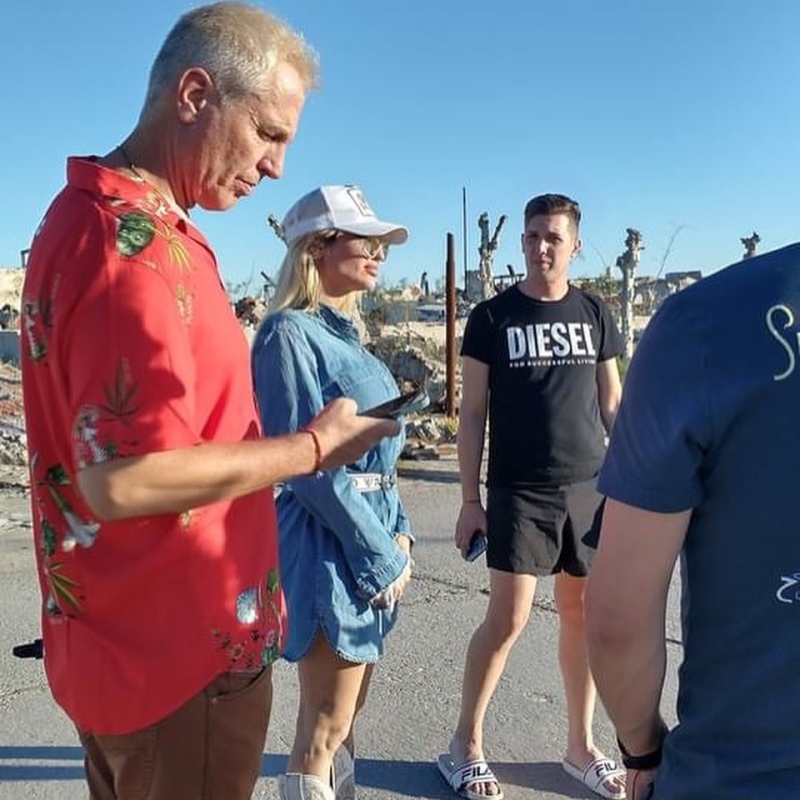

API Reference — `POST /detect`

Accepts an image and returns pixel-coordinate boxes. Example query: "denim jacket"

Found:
[252,305,411,663]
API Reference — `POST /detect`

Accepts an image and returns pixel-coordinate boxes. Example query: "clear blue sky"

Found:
[3,0,800,291]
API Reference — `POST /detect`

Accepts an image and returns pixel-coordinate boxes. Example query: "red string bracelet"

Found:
[300,428,322,474]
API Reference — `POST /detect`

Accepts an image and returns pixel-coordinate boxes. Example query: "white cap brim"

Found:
[335,220,409,244]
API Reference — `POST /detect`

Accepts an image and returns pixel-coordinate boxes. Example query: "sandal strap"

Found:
[456,759,499,789]
[585,758,623,781]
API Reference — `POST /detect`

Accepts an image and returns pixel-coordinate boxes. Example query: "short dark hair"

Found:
[523,193,581,231]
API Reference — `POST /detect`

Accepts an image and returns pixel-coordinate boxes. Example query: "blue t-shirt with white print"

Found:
[599,243,800,799]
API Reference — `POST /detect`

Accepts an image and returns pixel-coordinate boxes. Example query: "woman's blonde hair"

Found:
[269,231,358,316]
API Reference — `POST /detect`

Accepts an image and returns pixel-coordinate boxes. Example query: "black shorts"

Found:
[485,479,604,577]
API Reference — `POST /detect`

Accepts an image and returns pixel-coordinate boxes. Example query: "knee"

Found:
[555,590,586,630]
[300,701,353,758]
[483,606,530,645]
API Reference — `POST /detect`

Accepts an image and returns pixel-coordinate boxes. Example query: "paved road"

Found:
[0,459,682,799]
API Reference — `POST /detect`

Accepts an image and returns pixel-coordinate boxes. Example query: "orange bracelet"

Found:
[301,428,322,473]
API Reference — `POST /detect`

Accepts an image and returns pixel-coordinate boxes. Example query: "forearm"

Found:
[457,412,486,502]
[588,622,668,754]
[587,502,689,756]
[597,357,622,434]
[78,433,317,520]
[600,403,618,435]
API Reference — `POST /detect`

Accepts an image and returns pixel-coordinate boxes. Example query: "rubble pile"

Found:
[401,414,458,460]
[364,320,464,457]
[0,362,27,475]
[0,425,27,467]
[367,321,464,409]
[0,268,24,330]
[234,296,268,328]
[0,272,32,481]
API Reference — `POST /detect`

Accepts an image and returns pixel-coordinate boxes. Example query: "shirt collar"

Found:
[66,156,209,248]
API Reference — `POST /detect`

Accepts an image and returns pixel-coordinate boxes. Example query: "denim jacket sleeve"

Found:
[394,496,413,540]
[290,471,408,598]
[252,316,408,598]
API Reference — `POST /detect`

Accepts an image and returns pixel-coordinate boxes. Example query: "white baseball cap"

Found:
[280,185,409,246]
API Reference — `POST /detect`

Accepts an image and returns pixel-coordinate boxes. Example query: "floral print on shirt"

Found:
[114,204,191,271]
[21,157,281,732]
[213,568,284,669]
[32,459,99,615]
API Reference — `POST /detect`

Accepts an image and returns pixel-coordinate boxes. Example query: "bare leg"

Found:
[449,569,537,797]
[556,572,624,798]
[326,663,373,800]
[287,634,369,783]
[342,663,373,757]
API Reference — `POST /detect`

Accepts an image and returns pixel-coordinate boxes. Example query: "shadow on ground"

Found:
[0,746,84,781]
[0,747,593,799]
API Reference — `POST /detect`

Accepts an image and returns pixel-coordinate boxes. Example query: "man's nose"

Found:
[259,147,286,180]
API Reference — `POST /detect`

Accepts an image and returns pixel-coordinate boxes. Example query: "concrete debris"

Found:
[0,361,27,475]
[0,304,20,330]
[405,417,457,444]
[0,269,24,330]
[0,425,27,466]
[364,321,463,457]
[402,414,459,460]
[368,321,464,410]
[234,296,268,328]
[400,443,441,461]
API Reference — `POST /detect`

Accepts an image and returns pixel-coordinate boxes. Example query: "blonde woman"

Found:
[252,185,414,800]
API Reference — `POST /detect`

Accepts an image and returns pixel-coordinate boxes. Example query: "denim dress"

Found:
[252,305,412,663]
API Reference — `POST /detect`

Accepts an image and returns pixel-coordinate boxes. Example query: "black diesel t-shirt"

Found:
[461,284,623,487]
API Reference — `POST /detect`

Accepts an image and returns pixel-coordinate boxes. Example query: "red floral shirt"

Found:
[21,157,283,735]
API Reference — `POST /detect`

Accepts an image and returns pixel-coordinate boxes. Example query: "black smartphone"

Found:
[362,387,430,419]
[464,531,487,562]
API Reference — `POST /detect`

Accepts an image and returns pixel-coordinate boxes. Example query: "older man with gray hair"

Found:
[20,4,399,799]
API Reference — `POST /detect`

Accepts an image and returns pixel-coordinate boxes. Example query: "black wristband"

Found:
[617,737,664,771]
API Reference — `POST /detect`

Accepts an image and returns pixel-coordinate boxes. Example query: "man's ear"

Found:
[176,67,215,123]
[572,236,583,259]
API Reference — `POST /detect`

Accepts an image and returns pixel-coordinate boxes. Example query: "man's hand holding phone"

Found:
[456,499,487,562]
[464,531,487,562]
[306,398,400,471]
[362,387,429,419]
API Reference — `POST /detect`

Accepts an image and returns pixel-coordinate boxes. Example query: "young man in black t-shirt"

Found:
[437,194,625,800]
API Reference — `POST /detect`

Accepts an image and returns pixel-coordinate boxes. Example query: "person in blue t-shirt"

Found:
[587,244,800,800]
[252,185,413,800]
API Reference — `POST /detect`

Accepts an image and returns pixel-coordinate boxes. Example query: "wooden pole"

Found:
[446,232,457,418]
[462,187,468,289]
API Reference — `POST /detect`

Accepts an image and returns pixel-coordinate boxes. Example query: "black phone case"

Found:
[464,531,487,562]
[363,388,427,418]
